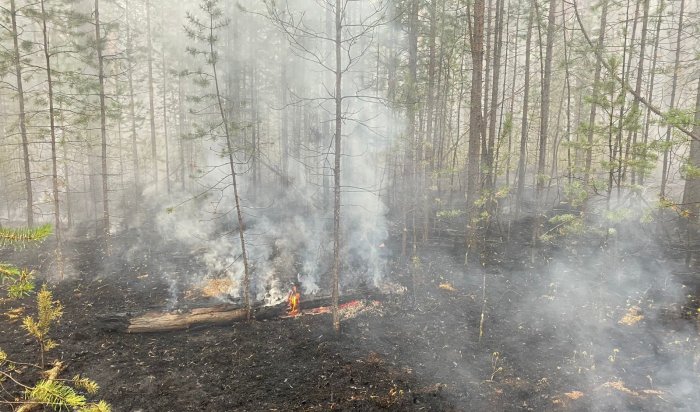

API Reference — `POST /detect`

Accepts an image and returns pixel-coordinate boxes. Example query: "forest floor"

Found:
[2,220,700,411]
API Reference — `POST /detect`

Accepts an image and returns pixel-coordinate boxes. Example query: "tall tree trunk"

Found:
[10,0,33,226]
[208,14,251,321]
[331,0,343,334]
[162,47,171,194]
[146,0,158,188]
[562,0,573,185]
[681,77,700,266]
[402,0,418,258]
[423,0,438,243]
[661,0,684,198]
[486,0,504,191]
[281,61,289,186]
[515,2,534,215]
[531,0,556,261]
[466,0,485,264]
[40,0,63,277]
[506,5,519,189]
[613,0,637,196]
[640,0,664,187]
[682,78,700,218]
[178,66,186,191]
[95,0,110,239]
[60,106,72,229]
[125,0,140,196]
[625,0,650,186]
[537,0,556,192]
[584,0,608,187]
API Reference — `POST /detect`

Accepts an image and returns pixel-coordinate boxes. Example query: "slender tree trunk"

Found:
[146,0,158,188]
[162,47,171,194]
[681,77,700,220]
[531,0,556,261]
[39,0,63,277]
[208,15,251,320]
[94,0,110,240]
[614,0,637,195]
[640,0,664,187]
[625,0,650,186]
[466,0,485,264]
[506,5,519,189]
[562,0,573,185]
[486,0,504,191]
[60,108,72,229]
[584,0,608,186]
[125,0,140,196]
[661,0,684,198]
[537,0,555,192]
[10,0,33,226]
[281,61,289,186]
[331,0,343,334]
[422,0,438,243]
[402,0,418,258]
[178,66,186,191]
[516,3,534,215]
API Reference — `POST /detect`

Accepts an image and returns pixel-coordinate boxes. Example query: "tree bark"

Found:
[515,2,534,215]
[146,0,158,188]
[537,0,556,192]
[95,0,110,239]
[661,0,684,197]
[162,46,171,194]
[39,0,63,277]
[332,0,343,334]
[10,0,33,226]
[583,0,608,187]
[208,11,251,320]
[485,0,504,191]
[681,78,700,221]
[465,0,485,264]
[125,0,140,196]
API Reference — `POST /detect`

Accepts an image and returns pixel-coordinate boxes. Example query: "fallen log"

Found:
[97,293,380,333]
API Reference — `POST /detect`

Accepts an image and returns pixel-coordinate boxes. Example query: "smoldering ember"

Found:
[2,0,700,411]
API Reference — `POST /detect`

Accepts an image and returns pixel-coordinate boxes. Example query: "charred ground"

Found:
[1,216,699,411]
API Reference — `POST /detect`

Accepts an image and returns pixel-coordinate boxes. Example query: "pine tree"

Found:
[185,0,252,319]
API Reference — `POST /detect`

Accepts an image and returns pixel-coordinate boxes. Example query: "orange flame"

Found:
[287,285,301,316]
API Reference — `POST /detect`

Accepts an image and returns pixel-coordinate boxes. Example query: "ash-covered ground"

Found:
[1,216,699,411]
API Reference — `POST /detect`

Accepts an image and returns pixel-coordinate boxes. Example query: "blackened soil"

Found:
[2,224,699,411]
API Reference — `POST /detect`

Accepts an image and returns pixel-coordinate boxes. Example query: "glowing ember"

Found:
[287,284,301,316]
[185,278,235,300]
[300,300,381,320]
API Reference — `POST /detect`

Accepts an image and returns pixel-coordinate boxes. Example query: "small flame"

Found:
[287,285,301,316]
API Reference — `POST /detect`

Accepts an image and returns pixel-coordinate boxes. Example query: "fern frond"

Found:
[0,224,52,248]
[72,375,100,395]
[25,379,87,409]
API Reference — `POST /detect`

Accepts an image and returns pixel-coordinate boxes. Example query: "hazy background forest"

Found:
[2,0,700,267]
[2,0,700,410]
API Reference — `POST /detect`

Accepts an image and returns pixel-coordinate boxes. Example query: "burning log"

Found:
[97,293,381,333]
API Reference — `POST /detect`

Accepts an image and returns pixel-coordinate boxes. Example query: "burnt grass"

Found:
[2,218,700,411]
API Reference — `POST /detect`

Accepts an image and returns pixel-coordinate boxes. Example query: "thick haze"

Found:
[1,0,700,410]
